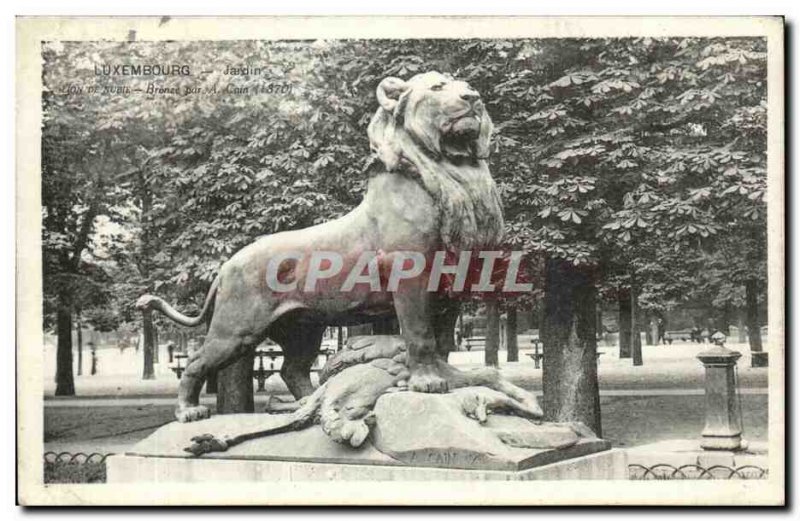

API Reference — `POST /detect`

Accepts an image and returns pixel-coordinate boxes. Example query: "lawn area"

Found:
[44,461,106,484]
[599,394,767,448]
[44,396,769,449]
[45,403,177,445]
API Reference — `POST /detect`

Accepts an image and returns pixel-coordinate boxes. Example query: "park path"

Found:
[44,386,768,408]
[43,341,770,398]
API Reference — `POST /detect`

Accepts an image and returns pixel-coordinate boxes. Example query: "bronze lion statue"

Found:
[138,71,506,422]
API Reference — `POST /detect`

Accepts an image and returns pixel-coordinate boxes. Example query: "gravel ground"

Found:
[44,393,768,456]
[43,340,769,398]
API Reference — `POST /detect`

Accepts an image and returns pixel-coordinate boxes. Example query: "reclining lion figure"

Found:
[185,336,547,456]
[137,71,538,423]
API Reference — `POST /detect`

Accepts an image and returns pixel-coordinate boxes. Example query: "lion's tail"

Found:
[224,382,328,448]
[136,277,220,328]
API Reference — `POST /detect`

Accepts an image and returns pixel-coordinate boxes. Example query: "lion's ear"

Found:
[476,110,494,159]
[376,77,409,112]
[367,109,402,171]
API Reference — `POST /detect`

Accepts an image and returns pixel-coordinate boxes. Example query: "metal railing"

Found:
[44,451,113,464]
[629,463,767,480]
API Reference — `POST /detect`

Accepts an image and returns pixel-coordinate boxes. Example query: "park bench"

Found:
[524,338,545,368]
[524,337,604,369]
[463,336,486,351]
[169,345,336,391]
[251,345,337,391]
[664,329,696,344]
[170,353,189,379]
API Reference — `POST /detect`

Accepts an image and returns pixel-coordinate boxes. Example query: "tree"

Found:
[484,301,500,367]
[505,305,519,362]
[541,260,602,435]
[42,42,134,394]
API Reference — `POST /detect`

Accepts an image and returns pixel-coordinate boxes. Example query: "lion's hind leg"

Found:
[268,314,325,401]
[176,328,247,423]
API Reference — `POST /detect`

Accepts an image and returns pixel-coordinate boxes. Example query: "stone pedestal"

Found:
[697,345,742,450]
[107,449,626,482]
[107,413,624,482]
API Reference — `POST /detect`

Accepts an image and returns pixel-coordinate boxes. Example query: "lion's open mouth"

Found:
[449,115,481,135]
[441,115,481,156]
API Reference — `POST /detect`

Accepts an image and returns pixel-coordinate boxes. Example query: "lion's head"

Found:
[366,72,503,252]
[367,72,493,169]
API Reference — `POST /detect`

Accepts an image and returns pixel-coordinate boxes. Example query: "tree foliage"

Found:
[41,37,768,392]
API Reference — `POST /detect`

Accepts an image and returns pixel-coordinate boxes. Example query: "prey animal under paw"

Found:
[184,335,543,456]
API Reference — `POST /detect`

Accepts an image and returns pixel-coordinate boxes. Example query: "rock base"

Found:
[107,445,626,482]
[108,388,620,481]
[107,406,621,482]
[370,391,605,471]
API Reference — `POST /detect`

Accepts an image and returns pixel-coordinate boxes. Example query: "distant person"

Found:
[89,342,98,375]
[167,341,176,363]
[657,318,666,345]
[464,323,474,351]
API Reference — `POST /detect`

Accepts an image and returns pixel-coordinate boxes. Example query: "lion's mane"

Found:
[366,73,504,252]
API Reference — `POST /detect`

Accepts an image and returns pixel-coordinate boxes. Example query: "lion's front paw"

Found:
[175,405,210,423]
[408,365,449,393]
[184,433,229,456]
[519,396,544,419]
[454,387,543,423]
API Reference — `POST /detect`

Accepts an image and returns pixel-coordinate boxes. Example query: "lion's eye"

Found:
[431,83,446,92]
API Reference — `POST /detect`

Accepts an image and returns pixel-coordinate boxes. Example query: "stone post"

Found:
[697,344,742,450]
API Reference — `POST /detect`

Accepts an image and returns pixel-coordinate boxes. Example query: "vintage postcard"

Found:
[16,16,784,505]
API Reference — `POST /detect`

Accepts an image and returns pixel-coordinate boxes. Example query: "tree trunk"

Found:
[631,282,643,366]
[506,305,519,362]
[90,346,98,375]
[216,350,255,414]
[618,289,631,358]
[142,309,155,380]
[75,314,83,376]
[485,301,500,367]
[55,298,75,396]
[153,326,160,364]
[541,259,602,436]
[745,279,763,352]
[596,305,603,341]
[720,305,732,336]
